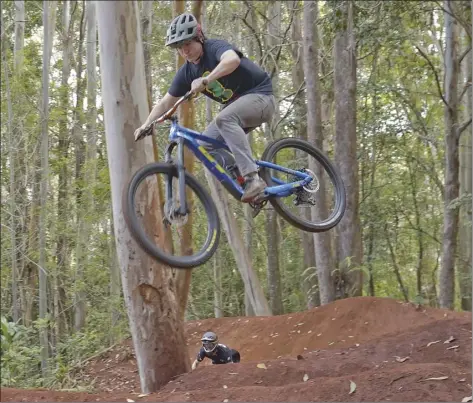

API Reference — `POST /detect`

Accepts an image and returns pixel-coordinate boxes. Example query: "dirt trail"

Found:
[2,297,471,402]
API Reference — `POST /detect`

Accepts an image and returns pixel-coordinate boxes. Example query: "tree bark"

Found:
[303,1,335,305]
[54,0,73,343]
[14,0,25,72]
[173,0,204,321]
[109,211,121,344]
[243,2,257,317]
[3,2,19,322]
[96,1,189,392]
[39,0,56,377]
[73,2,87,331]
[264,0,284,315]
[333,1,363,297]
[141,0,153,107]
[205,96,224,318]
[457,27,472,311]
[289,1,319,308]
[204,172,271,316]
[439,0,460,309]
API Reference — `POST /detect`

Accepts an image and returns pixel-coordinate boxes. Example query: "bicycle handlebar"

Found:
[155,91,194,123]
[135,91,195,141]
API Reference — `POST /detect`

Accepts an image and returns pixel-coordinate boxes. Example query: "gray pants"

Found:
[202,93,276,177]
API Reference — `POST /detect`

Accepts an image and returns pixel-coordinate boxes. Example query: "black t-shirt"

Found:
[168,39,273,105]
[196,344,235,364]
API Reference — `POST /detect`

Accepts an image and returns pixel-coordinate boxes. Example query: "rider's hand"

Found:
[190,77,208,94]
[191,360,198,370]
[134,123,151,142]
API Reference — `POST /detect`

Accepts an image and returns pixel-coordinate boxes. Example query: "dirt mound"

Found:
[2,297,472,402]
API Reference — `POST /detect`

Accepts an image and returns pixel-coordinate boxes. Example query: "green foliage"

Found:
[1,316,43,387]
[1,0,471,389]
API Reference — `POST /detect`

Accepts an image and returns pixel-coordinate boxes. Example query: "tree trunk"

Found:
[457,28,472,311]
[289,1,319,308]
[39,0,55,377]
[14,0,25,71]
[12,0,28,323]
[23,165,41,327]
[109,212,121,344]
[141,0,153,107]
[303,1,336,305]
[264,0,284,315]
[54,0,73,343]
[362,40,380,299]
[204,173,271,316]
[205,96,224,319]
[213,249,224,318]
[73,2,87,332]
[384,224,409,302]
[243,3,257,317]
[333,1,363,298]
[3,3,19,323]
[173,0,204,321]
[96,1,189,392]
[439,0,459,310]
[86,0,97,180]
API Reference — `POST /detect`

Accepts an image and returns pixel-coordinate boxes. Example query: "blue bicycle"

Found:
[124,92,346,268]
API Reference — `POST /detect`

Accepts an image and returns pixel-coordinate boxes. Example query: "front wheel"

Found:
[123,162,220,269]
[260,138,346,232]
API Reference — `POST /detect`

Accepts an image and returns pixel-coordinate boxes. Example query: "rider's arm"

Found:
[204,50,240,85]
[142,92,179,127]
[191,348,206,370]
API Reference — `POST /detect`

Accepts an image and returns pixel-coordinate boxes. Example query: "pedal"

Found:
[250,200,267,218]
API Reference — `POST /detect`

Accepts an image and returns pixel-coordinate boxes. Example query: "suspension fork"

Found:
[164,140,188,216]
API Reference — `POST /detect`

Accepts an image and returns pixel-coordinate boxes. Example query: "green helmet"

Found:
[165,13,199,48]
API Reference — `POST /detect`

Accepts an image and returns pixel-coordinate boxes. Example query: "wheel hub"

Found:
[164,199,188,227]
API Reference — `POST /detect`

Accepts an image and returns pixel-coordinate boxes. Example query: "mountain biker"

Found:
[191,331,241,370]
[133,12,276,202]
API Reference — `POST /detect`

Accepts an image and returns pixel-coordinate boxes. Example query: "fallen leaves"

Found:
[446,345,459,350]
[444,336,456,344]
[394,356,410,363]
[426,340,441,347]
[422,376,449,381]
[256,363,267,369]
[462,397,472,402]
[126,399,135,402]
[349,380,357,395]
[303,374,309,382]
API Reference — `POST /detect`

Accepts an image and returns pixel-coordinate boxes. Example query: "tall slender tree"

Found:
[439,0,460,309]
[303,0,335,305]
[96,1,189,392]
[39,0,56,377]
[333,0,363,297]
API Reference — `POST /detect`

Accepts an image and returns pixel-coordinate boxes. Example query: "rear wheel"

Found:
[260,138,346,232]
[123,162,220,268]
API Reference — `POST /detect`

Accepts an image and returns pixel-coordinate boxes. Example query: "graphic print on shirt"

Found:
[202,71,233,103]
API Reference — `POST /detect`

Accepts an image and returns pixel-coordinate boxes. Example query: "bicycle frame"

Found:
[162,116,313,215]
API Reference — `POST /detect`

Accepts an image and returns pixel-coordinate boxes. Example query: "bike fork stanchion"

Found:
[164,142,176,208]
[177,140,188,216]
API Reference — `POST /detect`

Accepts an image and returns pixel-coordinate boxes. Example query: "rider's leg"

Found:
[231,349,240,363]
[204,93,276,201]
